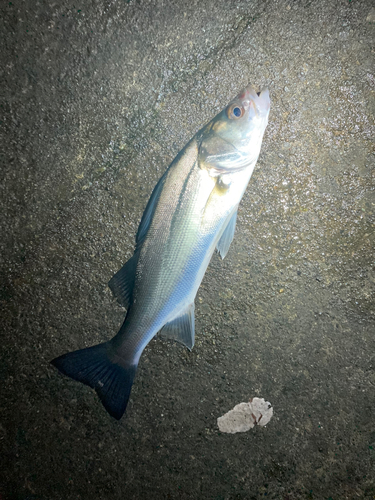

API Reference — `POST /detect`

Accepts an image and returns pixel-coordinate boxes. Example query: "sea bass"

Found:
[52,84,270,419]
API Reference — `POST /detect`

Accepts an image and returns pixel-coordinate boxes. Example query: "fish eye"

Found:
[227,104,244,120]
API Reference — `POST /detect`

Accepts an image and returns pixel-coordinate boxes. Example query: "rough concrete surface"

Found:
[1,0,374,498]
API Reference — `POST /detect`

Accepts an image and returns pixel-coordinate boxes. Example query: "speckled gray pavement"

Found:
[1,1,374,499]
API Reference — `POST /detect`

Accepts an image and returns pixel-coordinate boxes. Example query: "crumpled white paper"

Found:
[217,397,273,434]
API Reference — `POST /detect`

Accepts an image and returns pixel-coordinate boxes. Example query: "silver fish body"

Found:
[52,84,270,419]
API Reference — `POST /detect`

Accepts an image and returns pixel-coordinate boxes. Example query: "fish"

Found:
[51,84,270,420]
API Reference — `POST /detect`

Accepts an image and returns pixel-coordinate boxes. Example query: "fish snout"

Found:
[238,85,270,117]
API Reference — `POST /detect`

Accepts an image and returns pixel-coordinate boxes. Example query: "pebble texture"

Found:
[1,0,374,499]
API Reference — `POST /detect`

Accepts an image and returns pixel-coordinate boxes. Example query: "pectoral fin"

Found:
[160,302,195,350]
[216,210,238,259]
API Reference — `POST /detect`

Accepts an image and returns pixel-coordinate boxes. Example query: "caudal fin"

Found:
[51,342,137,420]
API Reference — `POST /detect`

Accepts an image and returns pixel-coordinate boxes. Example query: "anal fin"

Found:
[160,302,195,350]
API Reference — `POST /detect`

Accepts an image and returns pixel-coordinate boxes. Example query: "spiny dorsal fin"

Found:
[136,170,168,249]
[109,171,168,307]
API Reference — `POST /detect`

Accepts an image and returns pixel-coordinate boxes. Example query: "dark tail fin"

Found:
[51,342,137,420]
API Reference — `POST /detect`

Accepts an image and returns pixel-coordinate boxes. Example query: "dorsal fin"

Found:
[108,250,140,308]
[109,170,168,306]
[135,170,168,249]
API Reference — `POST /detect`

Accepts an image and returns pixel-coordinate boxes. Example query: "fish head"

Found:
[198,85,270,174]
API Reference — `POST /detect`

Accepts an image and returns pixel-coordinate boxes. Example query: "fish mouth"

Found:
[235,85,270,116]
[236,85,269,115]
[245,85,270,115]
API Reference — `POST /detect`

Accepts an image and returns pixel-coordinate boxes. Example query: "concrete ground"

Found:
[1,0,374,498]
